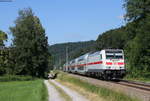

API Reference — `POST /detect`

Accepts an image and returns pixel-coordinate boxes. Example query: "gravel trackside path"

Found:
[44,80,65,101]
[50,80,90,101]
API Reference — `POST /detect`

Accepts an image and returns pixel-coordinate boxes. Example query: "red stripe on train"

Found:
[67,61,124,68]
[118,62,124,65]
[106,62,112,65]
[76,64,86,67]
[68,61,103,68]
[87,61,103,65]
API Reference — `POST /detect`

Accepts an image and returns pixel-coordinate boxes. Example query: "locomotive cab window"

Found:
[106,55,114,59]
[115,55,123,59]
[106,54,123,59]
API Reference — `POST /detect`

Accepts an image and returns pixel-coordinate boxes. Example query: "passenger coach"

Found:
[63,49,126,80]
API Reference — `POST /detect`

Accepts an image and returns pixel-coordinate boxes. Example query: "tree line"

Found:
[0,8,52,78]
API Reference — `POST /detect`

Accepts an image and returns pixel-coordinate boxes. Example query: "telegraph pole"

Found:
[59,57,62,70]
[66,46,68,71]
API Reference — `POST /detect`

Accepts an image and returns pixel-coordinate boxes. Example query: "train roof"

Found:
[88,51,101,57]
[77,53,90,60]
[65,49,124,65]
[102,49,123,51]
[103,49,123,53]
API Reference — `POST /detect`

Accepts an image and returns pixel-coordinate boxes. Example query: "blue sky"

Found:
[0,0,125,45]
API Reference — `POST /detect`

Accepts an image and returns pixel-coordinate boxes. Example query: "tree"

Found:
[0,30,7,75]
[124,0,150,21]
[10,8,51,77]
[125,17,150,76]
[96,27,127,50]
[0,30,7,47]
[124,0,150,77]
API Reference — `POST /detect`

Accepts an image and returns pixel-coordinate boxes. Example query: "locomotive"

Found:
[63,49,126,80]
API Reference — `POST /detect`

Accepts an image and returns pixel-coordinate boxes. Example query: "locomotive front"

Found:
[103,49,126,79]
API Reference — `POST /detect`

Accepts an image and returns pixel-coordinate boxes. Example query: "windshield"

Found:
[106,54,123,59]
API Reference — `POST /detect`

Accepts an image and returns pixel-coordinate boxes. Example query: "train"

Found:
[63,49,126,80]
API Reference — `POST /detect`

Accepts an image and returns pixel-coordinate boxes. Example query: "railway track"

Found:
[69,73,150,92]
[115,80,150,92]
[70,73,150,92]
[68,73,150,101]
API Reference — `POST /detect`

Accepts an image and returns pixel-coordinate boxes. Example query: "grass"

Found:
[124,71,150,83]
[57,79,104,101]
[49,80,72,101]
[124,75,150,83]
[0,79,48,101]
[57,71,139,101]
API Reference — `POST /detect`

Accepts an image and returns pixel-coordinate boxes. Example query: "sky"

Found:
[0,0,125,45]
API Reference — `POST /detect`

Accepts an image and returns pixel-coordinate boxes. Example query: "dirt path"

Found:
[44,80,65,101]
[50,80,89,101]
[45,79,90,101]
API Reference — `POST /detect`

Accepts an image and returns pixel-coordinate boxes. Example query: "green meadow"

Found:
[0,80,48,101]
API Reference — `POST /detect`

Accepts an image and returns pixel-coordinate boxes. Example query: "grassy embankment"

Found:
[56,71,139,101]
[0,76,48,101]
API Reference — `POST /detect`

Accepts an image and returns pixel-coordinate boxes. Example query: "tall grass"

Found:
[57,72,139,101]
[0,80,48,101]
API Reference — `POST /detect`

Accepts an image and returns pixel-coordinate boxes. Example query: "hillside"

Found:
[48,40,95,66]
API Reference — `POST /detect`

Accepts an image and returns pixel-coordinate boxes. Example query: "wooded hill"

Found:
[48,40,95,67]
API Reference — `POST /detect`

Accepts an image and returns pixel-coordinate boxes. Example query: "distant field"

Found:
[0,80,48,101]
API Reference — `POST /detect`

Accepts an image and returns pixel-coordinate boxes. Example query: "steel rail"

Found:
[115,80,150,92]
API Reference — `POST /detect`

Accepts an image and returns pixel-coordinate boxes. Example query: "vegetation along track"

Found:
[115,80,150,92]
